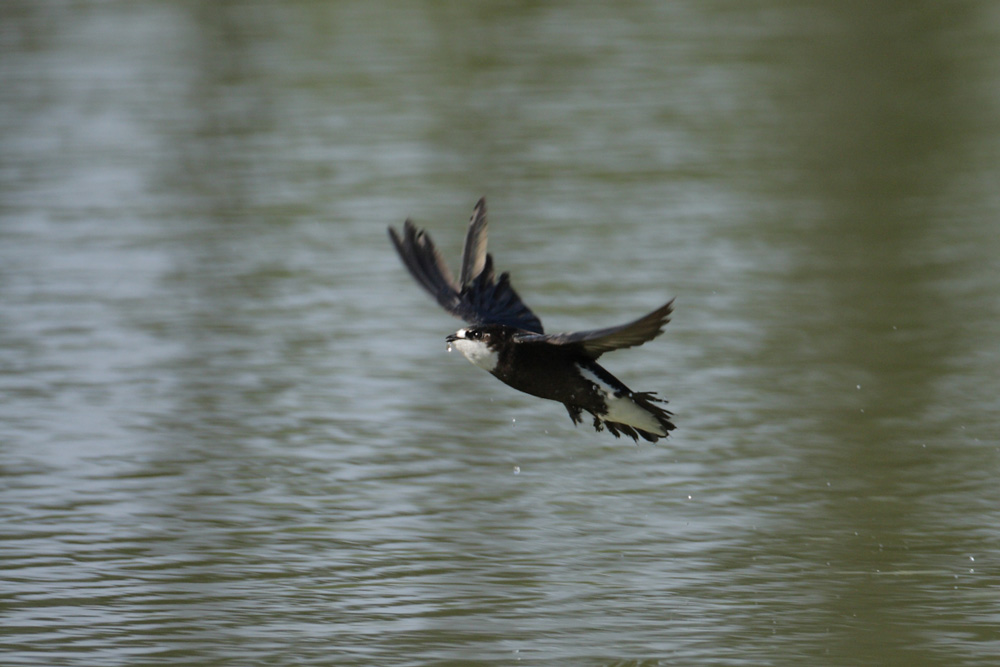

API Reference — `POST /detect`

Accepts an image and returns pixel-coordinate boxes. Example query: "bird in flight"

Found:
[388,198,675,442]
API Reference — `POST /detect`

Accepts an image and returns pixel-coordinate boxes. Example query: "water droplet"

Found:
[513,466,520,475]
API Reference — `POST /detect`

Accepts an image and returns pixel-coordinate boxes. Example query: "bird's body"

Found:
[389,198,675,443]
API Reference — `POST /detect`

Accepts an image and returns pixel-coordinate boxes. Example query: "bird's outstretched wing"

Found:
[388,198,544,333]
[514,299,673,359]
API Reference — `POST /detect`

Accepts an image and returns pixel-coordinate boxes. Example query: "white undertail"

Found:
[577,366,665,436]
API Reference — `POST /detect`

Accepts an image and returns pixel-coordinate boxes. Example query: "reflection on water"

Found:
[2,2,999,665]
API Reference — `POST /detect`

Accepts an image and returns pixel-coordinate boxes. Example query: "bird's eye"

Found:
[468,330,480,339]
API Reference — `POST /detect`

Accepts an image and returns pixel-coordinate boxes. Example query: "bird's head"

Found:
[445,324,511,372]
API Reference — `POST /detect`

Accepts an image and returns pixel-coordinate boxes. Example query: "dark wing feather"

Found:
[514,299,673,359]
[388,198,544,333]
[460,198,489,286]
[388,220,463,315]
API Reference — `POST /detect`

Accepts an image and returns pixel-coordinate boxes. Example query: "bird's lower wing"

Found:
[514,298,673,358]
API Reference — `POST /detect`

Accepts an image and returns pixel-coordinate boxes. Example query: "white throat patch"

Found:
[449,330,499,372]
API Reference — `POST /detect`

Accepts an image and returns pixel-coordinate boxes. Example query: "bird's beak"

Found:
[445,333,458,343]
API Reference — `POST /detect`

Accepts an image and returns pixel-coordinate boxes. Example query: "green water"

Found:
[2,2,998,665]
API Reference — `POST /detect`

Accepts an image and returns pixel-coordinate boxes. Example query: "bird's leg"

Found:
[564,404,584,425]
[591,415,605,432]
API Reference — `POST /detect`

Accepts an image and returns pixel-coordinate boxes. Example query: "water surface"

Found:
[2,2,999,665]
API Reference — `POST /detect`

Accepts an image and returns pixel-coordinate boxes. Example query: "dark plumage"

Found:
[389,198,675,442]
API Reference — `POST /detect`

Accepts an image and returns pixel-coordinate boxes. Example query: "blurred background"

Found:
[2,2,999,665]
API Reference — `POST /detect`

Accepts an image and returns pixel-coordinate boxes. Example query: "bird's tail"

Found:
[602,392,676,443]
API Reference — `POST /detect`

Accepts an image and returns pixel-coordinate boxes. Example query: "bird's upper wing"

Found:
[513,299,673,359]
[388,197,545,333]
